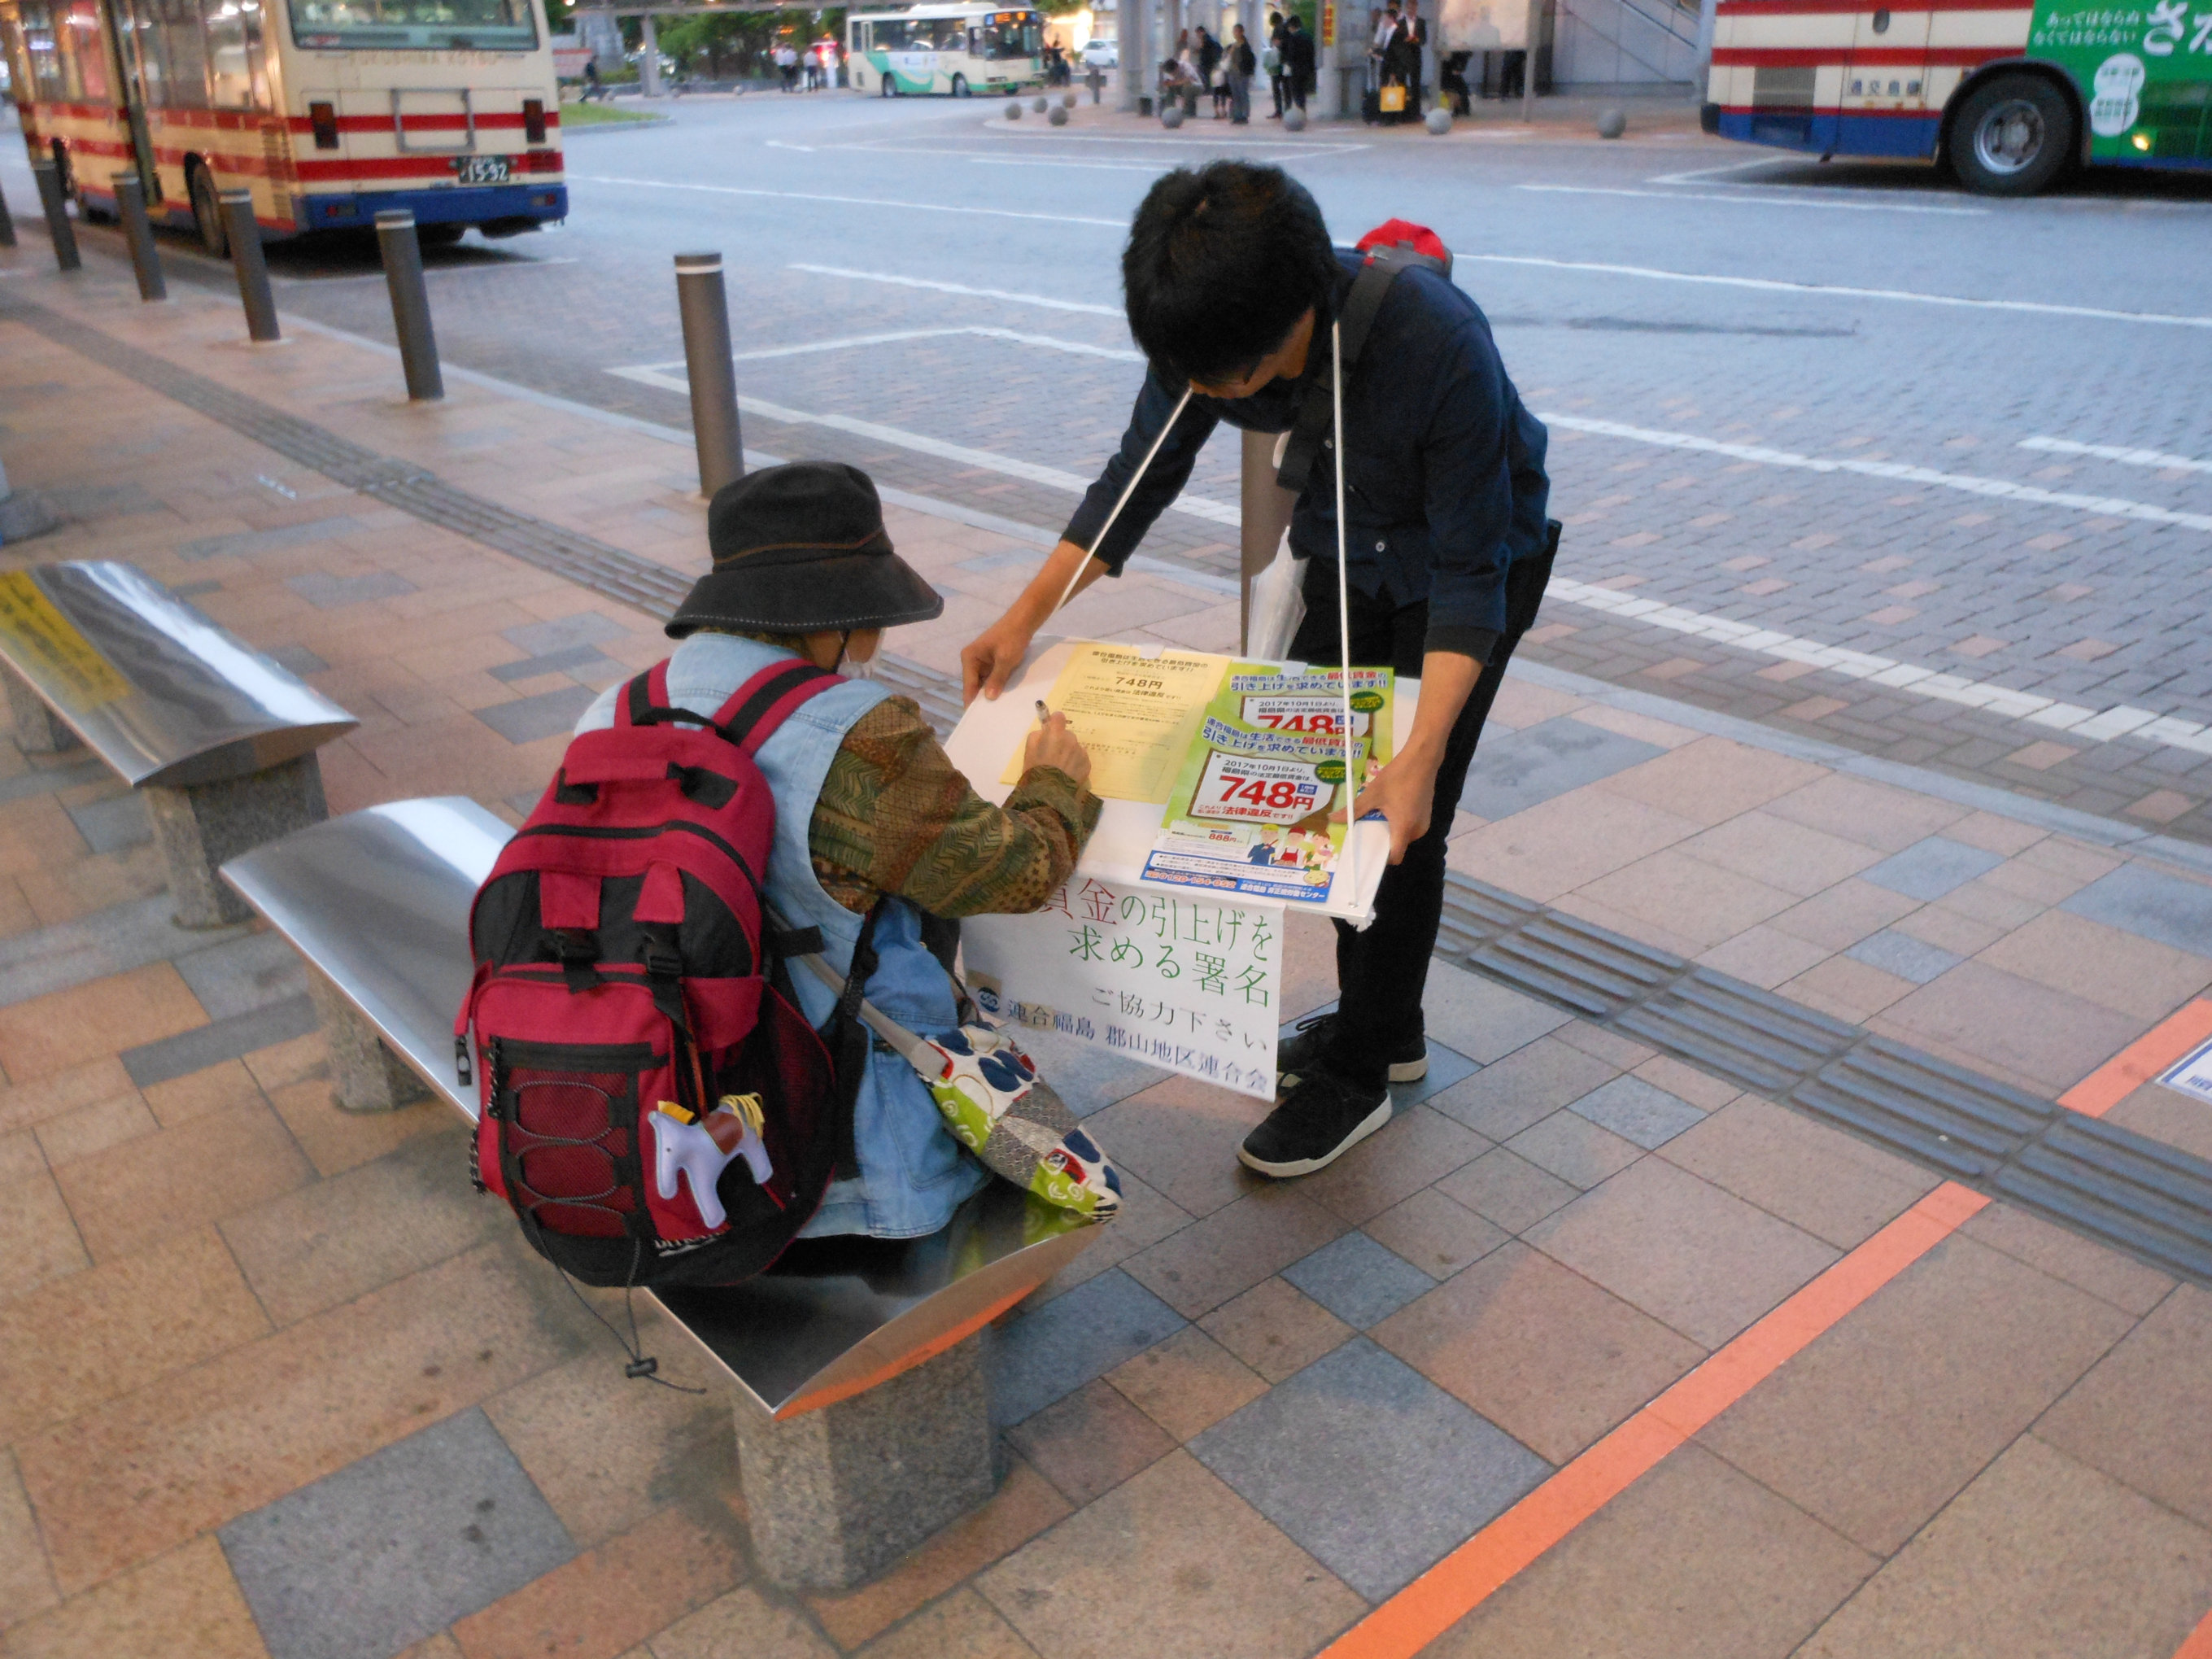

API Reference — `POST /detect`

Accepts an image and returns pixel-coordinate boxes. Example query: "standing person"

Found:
[1281,13,1314,111]
[958,163,1554,1178]
[582,57,603,100]
[1198,27,1225,114]
[1393,0,1428,116]
[1227,23,1256,122]
[1267,10,1289,114]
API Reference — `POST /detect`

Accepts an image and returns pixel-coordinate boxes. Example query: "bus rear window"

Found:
[287,0,537,51]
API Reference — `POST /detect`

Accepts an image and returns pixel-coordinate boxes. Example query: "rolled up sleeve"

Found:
[809,698,1102,919]
[1062,366,1220,574]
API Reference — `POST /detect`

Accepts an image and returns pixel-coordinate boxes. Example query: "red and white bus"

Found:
[1703,0,2212,194]
[0,0,566,253]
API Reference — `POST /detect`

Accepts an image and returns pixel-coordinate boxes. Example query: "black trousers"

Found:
[1288,556,1546,1086]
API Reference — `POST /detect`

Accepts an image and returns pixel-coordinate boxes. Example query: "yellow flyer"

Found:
[1002,644,1228,803]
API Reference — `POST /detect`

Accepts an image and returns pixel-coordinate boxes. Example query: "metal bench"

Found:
[220,797,1099,1590]
[0,561,356,925]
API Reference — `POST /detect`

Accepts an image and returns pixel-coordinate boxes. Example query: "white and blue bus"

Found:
[847,3,1043,96]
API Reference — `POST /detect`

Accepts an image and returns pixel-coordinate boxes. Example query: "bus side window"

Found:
[13,0,68,101]
[203,0,267,107]
[140,0,212,106]
[57,0,113,100]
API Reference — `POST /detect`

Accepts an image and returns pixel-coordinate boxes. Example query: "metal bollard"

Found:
[1087,68,1104,103]
[111,172,167,302]
[0,173,15,248]
[28,160,80,273]
[373,210,443,400]
[220,189,280,343]
[674,252,744,497]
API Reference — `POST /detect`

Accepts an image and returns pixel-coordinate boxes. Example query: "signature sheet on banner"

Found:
[963,875,1281,1100]
[997,642,1222,803]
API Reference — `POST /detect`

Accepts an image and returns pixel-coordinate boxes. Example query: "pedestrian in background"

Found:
[1265,10,1288,116]
[1282,13,1314,111]
[1198,27,1226,115]
[1227,23,1256,123]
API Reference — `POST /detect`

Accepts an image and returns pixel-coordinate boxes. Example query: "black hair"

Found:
[1123,162,1339,385]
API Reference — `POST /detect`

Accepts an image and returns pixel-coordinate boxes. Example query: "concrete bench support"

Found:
[733,1327,1002,1590]
[303,962,431,1111]
[148,754,330,928]
[4,666,81,756]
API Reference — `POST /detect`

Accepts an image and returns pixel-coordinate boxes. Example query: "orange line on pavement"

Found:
[1320,1182,1989,1659]
[2175,1605,2212,1659]
[2060,998,2212,1119]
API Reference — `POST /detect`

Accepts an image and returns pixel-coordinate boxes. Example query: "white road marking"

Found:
[790,264,1121,316]
[1516,182,1986,216]
[1646,157,1802,185]
[567,172,1126,228]
[974,119,1368,151]
[968,155,1185,172]
[717,325,1140,364]
[2020,435,2212,476]
[764,138,817,151]
[1465,254,2212,329]
[1542,412,2212,533]
[1547,575,2212,755]
[606,366,1239,526]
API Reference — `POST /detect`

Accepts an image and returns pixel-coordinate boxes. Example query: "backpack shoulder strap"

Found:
[1272,251,1412,497]
[614,658,840,751]
[711,660,844,757]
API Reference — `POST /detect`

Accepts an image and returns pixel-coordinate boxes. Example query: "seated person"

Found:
[1159,56,1198,97]
[575,461,1098,1239]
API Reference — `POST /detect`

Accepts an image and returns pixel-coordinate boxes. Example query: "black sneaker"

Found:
[1239,1064,1393,1177]
[1277,1013,1428,1087]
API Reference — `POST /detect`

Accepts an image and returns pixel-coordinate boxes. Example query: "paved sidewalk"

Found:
[1,251,2208,1659]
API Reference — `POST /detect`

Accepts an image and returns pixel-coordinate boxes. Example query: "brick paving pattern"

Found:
[2,188,2209,1659]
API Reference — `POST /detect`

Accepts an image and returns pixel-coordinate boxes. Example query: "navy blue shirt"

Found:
[1062,251,1550,664]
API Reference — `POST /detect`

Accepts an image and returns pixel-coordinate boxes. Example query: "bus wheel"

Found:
[187,162,229,259]
[1952,75,2075,196]
[952,72,969,97]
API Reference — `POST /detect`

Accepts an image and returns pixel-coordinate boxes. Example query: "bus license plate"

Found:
[456,156,511,185]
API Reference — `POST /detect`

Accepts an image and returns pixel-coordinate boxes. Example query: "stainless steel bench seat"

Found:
[0,561,356,923]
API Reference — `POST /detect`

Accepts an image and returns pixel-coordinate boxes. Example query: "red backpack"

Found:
[457,658,855,1294]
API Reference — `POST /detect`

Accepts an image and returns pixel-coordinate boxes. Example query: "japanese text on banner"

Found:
[962,876,1281,1101]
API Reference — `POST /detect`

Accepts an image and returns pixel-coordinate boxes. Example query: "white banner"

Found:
[962,875,1282,1102]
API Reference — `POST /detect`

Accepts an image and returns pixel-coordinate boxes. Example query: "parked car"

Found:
[1080,37,1118,68]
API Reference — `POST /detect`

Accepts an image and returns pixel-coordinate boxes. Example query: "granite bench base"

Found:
[7,668,332,928]
[304,965,434,1113]
[733,1325,1005,1590]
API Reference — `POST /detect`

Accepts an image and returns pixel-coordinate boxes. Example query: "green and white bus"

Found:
[848,4,1044,96]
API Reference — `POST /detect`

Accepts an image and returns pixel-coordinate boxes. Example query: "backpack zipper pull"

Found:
[456,1034,473,1088]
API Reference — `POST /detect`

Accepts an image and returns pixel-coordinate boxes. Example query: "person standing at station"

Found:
[1227,23,1257,123]
[959,163,1553,1178]
[1281,14,1314,111]
[1265,9,1289,116]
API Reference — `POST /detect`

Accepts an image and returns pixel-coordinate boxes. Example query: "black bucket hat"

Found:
[666,461,944,640]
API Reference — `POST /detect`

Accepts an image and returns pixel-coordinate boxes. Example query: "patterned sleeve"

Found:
[809,696,1102,919]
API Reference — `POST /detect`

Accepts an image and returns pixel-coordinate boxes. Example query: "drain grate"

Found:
[1472,911,1682,1020]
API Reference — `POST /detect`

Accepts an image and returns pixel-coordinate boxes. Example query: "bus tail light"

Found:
[309,101,339,149]
[523,98,547,143]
